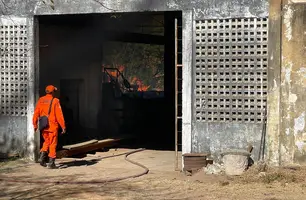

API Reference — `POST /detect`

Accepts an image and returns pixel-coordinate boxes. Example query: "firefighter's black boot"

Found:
[47,158,56,169]
[38,151,48,167]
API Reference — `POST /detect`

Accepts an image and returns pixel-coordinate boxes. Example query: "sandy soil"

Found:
[0,149,306,200]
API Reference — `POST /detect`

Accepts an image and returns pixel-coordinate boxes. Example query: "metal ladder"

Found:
[175,18,183,171]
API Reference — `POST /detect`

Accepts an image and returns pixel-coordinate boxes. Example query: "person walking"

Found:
[33,85,66,169]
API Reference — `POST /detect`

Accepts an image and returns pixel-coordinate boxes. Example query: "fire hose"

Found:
[0,148,149,184]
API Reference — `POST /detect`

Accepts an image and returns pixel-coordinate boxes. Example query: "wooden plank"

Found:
[97,139,118,144]
[62,139,98,150]
[56,138,121,159]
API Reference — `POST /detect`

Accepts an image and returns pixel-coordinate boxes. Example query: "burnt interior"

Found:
[38,12,182,151]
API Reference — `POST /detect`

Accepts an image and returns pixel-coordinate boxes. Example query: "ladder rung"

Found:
[177,64,183,67]
[177,116,182,119]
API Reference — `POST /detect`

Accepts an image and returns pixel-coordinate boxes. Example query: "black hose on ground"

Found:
[0,148,149,184]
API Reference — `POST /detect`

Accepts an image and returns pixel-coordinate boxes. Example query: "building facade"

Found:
[0,0,305,166]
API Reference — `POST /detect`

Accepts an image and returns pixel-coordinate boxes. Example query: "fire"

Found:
[109,71,117,77]
[131,76,150,92]
[102,65,125,79]
[109,65,125,78]
[138,84,151,92]
[102,65,154,92]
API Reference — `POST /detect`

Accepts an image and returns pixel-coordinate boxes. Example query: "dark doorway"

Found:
[60,79,82,127]
[38,11,182,151]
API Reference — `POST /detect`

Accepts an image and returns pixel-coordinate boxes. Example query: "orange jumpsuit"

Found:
[33,94,66,158]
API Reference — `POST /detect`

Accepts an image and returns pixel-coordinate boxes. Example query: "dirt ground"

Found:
[0,148,306,200]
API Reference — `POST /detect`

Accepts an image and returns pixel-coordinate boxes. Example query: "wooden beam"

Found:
[104,31,165,45]
[62,139,98,150]
[56,138,120,159]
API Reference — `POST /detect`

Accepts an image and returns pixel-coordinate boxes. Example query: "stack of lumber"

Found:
[56,138,121,158]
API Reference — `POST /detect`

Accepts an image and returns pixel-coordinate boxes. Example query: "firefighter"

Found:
[33,85,66,169]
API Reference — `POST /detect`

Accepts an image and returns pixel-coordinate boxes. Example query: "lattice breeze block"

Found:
[194,18,268,123]
[0,23,28,116]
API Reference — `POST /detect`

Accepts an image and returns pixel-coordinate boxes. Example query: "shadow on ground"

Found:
[57,160,98,169]
[0,173,205,200]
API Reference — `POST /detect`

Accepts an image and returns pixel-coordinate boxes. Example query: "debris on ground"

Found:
[1,149,306,200]
[256,160,268,172]
[203,163,224,175]
[219,180,230,186]
[233,162,306,184]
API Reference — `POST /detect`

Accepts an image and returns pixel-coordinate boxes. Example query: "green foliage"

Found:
[103,42,165,91]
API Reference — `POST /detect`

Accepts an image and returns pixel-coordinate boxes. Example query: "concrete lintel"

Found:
[1,0,268,19]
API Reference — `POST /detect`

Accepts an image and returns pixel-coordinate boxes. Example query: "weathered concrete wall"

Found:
[267,0,306,165]
[266,0,282,166]
[0,117,27,156]
[191,2,269,161]
[280,0,306,165]
[192,123,263,161]
[1,0,269,161]
[0,17,35,158]
[1,0,268,19]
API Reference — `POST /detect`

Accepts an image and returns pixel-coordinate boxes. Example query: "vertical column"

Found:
[280,0,306,165]
[27,17,37,161]
[266,0,282,166]
[182,10,193,158]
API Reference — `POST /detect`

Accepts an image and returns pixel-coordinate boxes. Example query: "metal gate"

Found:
[192,17,268,159]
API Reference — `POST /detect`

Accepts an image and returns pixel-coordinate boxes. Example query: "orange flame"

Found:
[102,65,154,91]
[138,85,150,91]
[104,65,125,78]
[130,76,150,91]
